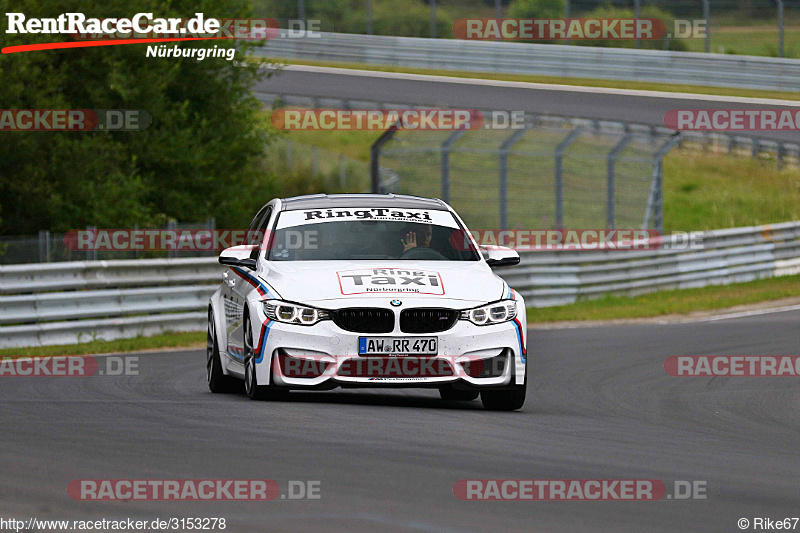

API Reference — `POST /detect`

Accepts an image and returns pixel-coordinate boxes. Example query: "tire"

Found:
[207,311,241,393]
[480,380,526,411]
[439,385,479,402]
[243,311,287,401]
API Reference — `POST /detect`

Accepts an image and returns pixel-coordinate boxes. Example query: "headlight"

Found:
[460,300,517,326]
[263,301,330,326]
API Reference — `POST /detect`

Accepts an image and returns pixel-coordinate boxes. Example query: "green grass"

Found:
[683,25,800,58]
[0,331,205,358]
[663,152,800,231]
[269,58,800,101]
[527,273,800,322]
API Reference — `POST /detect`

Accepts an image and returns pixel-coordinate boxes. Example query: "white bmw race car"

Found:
[206,194,528,410]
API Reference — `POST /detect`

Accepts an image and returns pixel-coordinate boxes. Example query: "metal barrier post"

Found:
[644,134,681,232]
[499,128,527,230]
[370,123,400,193]
[778,0,785,58]
[441,129,466,203]
[554,127,584,230]
[430,0,437,38]
[607,133,633,230]
[88,226,98,261]
[312,146,319,177]
[167,220,177,259]
[38,230,50,263]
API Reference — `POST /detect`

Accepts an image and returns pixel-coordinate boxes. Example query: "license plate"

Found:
[358,337,438,355]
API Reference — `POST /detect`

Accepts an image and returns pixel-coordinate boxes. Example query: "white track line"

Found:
[679,303,800,323]
[277,64,800,106]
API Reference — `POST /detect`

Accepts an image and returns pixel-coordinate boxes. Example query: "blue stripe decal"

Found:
[506,285,512,299]
[254,320,274,364]
[512,318,526,364]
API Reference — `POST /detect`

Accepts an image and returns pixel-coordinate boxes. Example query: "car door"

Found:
[223,205,272,361]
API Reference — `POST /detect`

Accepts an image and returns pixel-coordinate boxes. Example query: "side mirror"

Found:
[481,245,520,267]
[219,245,258,270]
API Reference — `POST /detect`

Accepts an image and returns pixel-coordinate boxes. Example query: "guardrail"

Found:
[510,221,800,307]
[0,258,224,348]
[258,31,800,93]
[2,221,799,348]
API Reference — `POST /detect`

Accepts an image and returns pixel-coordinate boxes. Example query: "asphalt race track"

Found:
[257,66,800,144]
[2,310,799,532]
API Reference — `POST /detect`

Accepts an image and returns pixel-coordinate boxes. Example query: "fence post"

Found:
[441,129,466,203]
[644,134,681,232]
[87,226,98,261]
[498,128,527,230]
[286,139,292,169]
[554,127,584,230]
[339,155,346,189]
[208,217,216,256]
[430,0,437,38]
[634,0,641,49]
[778,0,785,58]
[167,220,177,259]
[702,0,710,53]
[312,146,319,177]
[38,230,50,263]
[366,0,373,35]
[607,133,633,229]
[370,123,399,193]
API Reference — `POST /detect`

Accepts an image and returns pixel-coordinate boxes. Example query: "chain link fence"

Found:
[0,220,220,265]
[374,117,681,232]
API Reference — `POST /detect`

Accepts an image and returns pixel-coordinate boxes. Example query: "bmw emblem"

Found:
[390,299,402,307]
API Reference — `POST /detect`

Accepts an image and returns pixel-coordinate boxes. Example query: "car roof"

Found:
[279,193,449,211]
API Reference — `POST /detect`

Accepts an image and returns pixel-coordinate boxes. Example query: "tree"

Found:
[0,0,275,234]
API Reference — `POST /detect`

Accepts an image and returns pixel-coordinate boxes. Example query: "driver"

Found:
[401,223,433,253]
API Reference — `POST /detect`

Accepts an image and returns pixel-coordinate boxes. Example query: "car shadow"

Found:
[218,387,487,410]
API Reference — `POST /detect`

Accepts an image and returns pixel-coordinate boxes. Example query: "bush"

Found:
[508,0,564,19]
[576,5,689,51]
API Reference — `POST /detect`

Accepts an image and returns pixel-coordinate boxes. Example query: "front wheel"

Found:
[480,381,526,411]
[243,313,287,401]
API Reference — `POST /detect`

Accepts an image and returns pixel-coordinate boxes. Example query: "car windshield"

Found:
[268,207,480,261]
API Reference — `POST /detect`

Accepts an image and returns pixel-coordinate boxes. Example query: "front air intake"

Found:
[331,308,394,333]
[400,308,458,334]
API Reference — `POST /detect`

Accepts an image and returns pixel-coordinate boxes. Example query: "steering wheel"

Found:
[400,247,447,260]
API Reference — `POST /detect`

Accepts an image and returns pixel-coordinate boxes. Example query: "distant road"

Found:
[257,65,800,144]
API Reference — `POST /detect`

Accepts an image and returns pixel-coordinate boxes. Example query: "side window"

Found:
[245,205,269,245]
[249,207,272,259]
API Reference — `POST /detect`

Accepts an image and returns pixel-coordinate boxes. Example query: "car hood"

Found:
[260,260,506,306]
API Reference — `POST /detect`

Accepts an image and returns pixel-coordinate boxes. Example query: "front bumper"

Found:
[252,307,527,389]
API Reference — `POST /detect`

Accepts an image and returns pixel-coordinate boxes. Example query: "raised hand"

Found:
[401,231,417,252]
